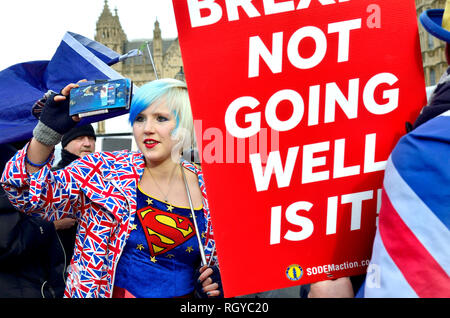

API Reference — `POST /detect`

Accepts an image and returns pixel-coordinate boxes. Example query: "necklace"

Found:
[147,163,178,202]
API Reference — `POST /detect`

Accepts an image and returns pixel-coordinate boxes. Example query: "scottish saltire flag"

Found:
[0,31,135,145]
[360,110,450,298]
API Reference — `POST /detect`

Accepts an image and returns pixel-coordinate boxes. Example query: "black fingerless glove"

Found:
[32,91,77,146]
[39,91,77,134]
[194,265,224,298]
[31,90,55,120]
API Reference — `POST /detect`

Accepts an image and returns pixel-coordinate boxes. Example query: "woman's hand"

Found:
[38,82,83,135]
[27,81,87,172]
[53,217,76,231]
[196,265,223,298]
[54,82,82,123]
[308,277,354,298]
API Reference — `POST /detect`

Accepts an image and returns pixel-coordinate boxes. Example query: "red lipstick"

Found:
[144,139,159,149]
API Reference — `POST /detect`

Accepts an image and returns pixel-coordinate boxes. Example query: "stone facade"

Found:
[94,0,184,87]
[416,0,448,86]
[93,1,185,134]
[94,1,448,88]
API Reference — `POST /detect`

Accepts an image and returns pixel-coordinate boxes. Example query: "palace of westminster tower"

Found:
[94,1,447,95]
[94,1,184,134]
[89,0,447,143]
[94,1,184,87]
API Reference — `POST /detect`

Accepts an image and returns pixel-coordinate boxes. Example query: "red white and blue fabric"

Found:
[362,110,450,297]
[1,144,216,298]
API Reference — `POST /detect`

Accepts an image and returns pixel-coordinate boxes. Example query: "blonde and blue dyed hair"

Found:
[129,78,195,152]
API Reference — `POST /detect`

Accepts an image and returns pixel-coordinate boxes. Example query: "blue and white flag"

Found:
[0,32,133,145]
[360,110,450,297]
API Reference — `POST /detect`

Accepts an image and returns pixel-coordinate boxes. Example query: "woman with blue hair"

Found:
[1,79,222,298]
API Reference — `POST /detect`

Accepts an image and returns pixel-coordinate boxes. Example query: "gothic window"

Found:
[427,33,434,49]
[430,68,436,86]
[420,31,425,51]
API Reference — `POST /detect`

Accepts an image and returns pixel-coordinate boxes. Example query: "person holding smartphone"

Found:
[1,79,221,298]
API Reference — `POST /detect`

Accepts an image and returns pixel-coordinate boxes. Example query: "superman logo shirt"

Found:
[113,185,206,298]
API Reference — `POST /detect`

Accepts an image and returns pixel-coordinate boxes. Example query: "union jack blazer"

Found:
[1,144,216,298]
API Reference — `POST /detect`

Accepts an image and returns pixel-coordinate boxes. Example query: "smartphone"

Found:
[69,78,133,118]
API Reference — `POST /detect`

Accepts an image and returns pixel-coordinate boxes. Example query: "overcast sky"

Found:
[0,0,179,71]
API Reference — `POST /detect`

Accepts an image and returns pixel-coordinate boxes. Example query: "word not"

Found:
[249,18,362,77]
[187,0,351,28]
[269,188,380,245]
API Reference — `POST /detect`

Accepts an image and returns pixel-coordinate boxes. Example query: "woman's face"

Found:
[133,102,178,165]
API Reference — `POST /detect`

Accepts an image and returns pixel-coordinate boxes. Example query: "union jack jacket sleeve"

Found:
[1,142,80,222]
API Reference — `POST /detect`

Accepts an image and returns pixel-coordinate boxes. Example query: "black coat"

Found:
[52,148,79,171]
[0,189,66,298]
[0,145,79,298]
[413,67,450,129]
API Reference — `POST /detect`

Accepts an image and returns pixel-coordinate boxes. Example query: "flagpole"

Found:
[180,162,207,266]
[145,41,159,80]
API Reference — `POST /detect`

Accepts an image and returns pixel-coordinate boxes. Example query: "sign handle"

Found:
[180,162,207,266]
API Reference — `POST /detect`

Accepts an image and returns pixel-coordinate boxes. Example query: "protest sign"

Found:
[172,0,427,297]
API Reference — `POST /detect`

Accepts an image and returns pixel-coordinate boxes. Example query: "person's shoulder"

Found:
[69,150,137,172]
[181,159,202,174]
[396,110,450,157]
[85,150,134,162]
[389,111,450,186]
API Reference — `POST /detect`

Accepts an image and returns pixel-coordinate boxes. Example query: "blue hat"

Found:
[420,9,450,42]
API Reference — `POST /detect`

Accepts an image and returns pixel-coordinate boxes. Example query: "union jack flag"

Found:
[362,110,450,297]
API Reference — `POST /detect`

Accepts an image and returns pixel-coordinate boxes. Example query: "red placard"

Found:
[172,0,426,297]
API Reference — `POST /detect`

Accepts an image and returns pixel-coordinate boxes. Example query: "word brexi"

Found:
[188,0,352,27]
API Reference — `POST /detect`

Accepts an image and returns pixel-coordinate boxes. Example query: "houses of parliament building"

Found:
[94,1,184,134]
[94,1,446,91]
[95,1,184,87]
[91,0,446,147]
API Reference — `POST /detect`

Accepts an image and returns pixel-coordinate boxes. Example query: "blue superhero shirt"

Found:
[114,185,206,297]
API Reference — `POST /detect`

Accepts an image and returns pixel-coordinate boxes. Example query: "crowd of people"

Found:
[0,5,448,299]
